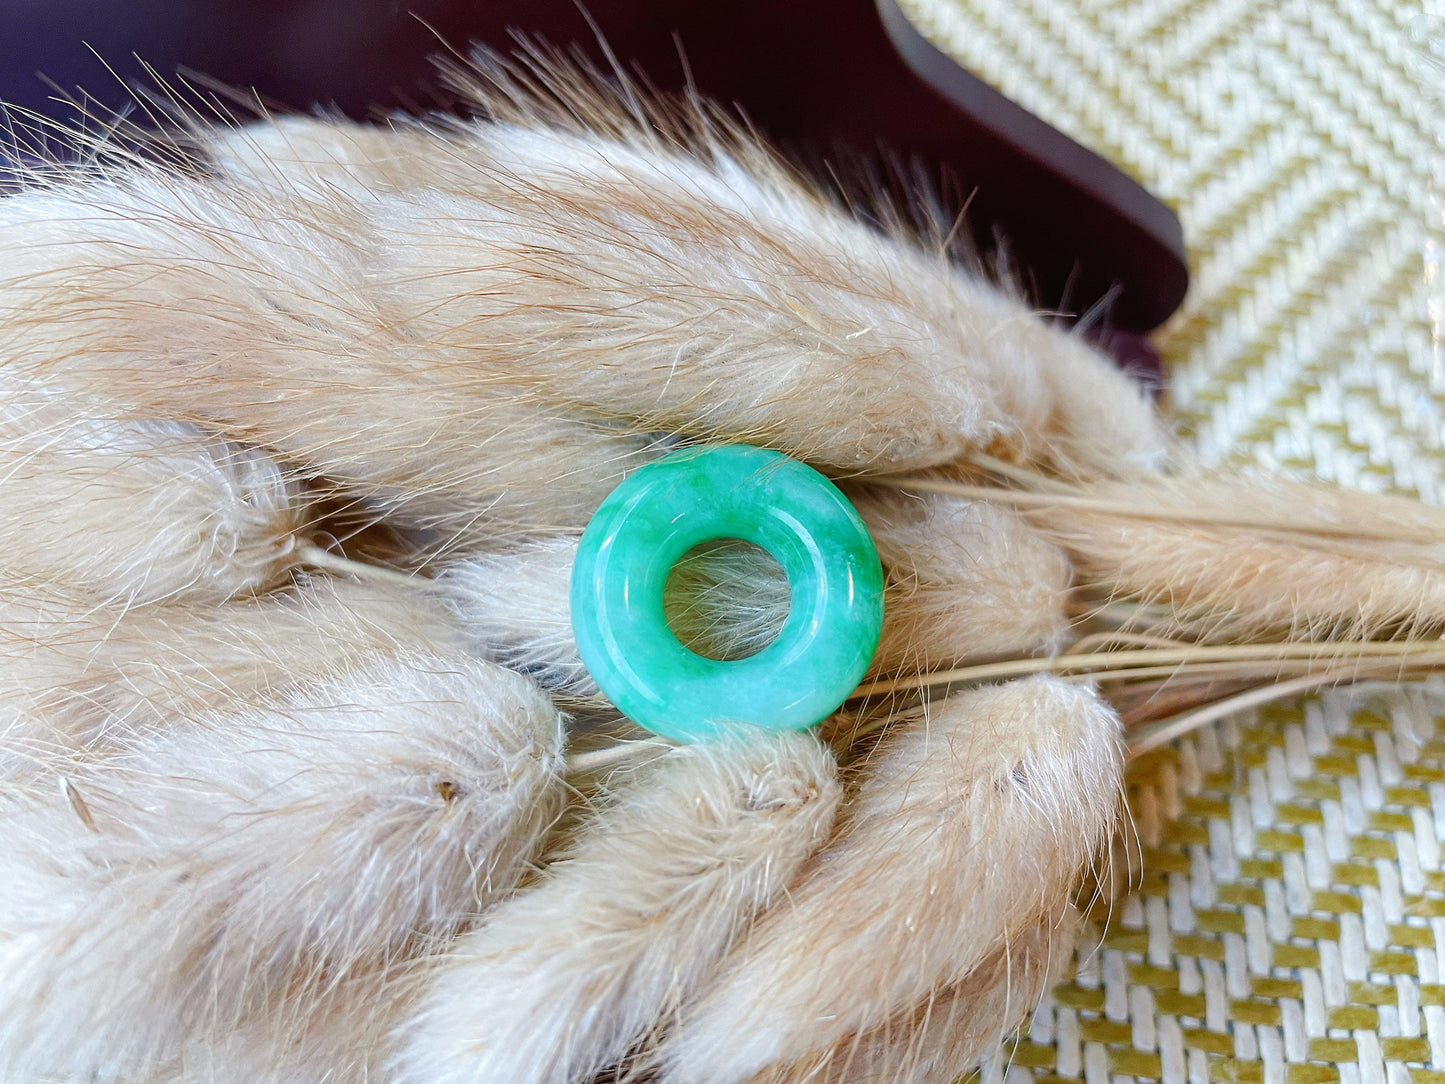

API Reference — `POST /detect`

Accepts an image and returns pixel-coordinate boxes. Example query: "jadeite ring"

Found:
[569,444,885,743]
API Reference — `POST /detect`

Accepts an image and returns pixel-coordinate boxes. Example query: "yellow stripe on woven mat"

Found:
[898,0,1444,503]
[956,681,1445,1084]
[1017,682,1445,1084]
[893,1,1445,1080]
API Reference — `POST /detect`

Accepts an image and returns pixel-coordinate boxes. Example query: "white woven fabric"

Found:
[898,0,1444,501]
[994,679,1445,1084]
[894,1,1445,1080]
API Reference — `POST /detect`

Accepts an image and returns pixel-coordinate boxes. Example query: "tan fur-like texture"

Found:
[390,730,841,1084]
[755,906,1084,1084]
[0,170,662,540]
[858,491,1072,671]
[0,651,564,1080]
[206,116,464,196]
[434,538,596,694]
[659,677,1122,1084]
[162,966,420,1084]
[0,369,299,603]
[207,112,1167,482]
[1031,475,1445,639]
[0,99,1162,554]
[0,53,1227,1084]
[0,576,475,774]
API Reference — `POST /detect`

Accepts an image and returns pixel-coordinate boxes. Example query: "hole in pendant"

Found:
[664,539,791,661]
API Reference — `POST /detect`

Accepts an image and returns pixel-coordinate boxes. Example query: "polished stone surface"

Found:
[570,445,884,743]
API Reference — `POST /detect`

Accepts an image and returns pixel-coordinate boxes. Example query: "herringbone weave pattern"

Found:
[898,0,1444,499]
[999,682,1445,1084]
[894,1,1445,1079]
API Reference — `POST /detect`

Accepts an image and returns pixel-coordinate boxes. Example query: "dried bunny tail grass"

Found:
[204,115,465,197]
[0,153,661,539]
[853,640,1445,708]
[167,963,427,1084]
[388,729,840,1084]
[659,676,1122,1084]
[1012,473,1445,641]
[440,46,1169,476]
[434,494,1069,699]
[2,59,1160,545]
[101,574,478,716]
[433,537,594,694]
[368,103,1160,477]
[759,905,1084,1084]
[0,650,565,1080]
[855,491,1072,671]
[0,368,300,603]
[0,575,474,773]
[848,906,1084,1084]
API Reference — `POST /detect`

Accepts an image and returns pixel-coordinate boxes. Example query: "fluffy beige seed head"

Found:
[1031,474,1445,640]
[0,92,1158,563]
[755,906,1085,1084]
[660,676,1123,1084]
[0,651,565,1080]
[858,491,1072,672]
[0,370,299,604]
[0,575,475,775]
[390,729,841,1084]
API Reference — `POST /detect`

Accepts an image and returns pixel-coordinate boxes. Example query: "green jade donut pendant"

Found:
[570,444,885,744]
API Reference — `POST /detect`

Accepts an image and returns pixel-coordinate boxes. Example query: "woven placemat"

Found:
[1005,680,1445,1084]
[897,0,1442,501]
[891,0,1445,1079]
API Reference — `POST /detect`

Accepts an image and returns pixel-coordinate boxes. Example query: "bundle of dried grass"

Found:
[873,463,1445,757]
[0,45,1438,1084]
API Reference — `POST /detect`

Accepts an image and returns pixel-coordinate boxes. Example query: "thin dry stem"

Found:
[884,476,1445,546]
[1126,667,1390,758]
[297,543,422,589]
[851,640,1445,698]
